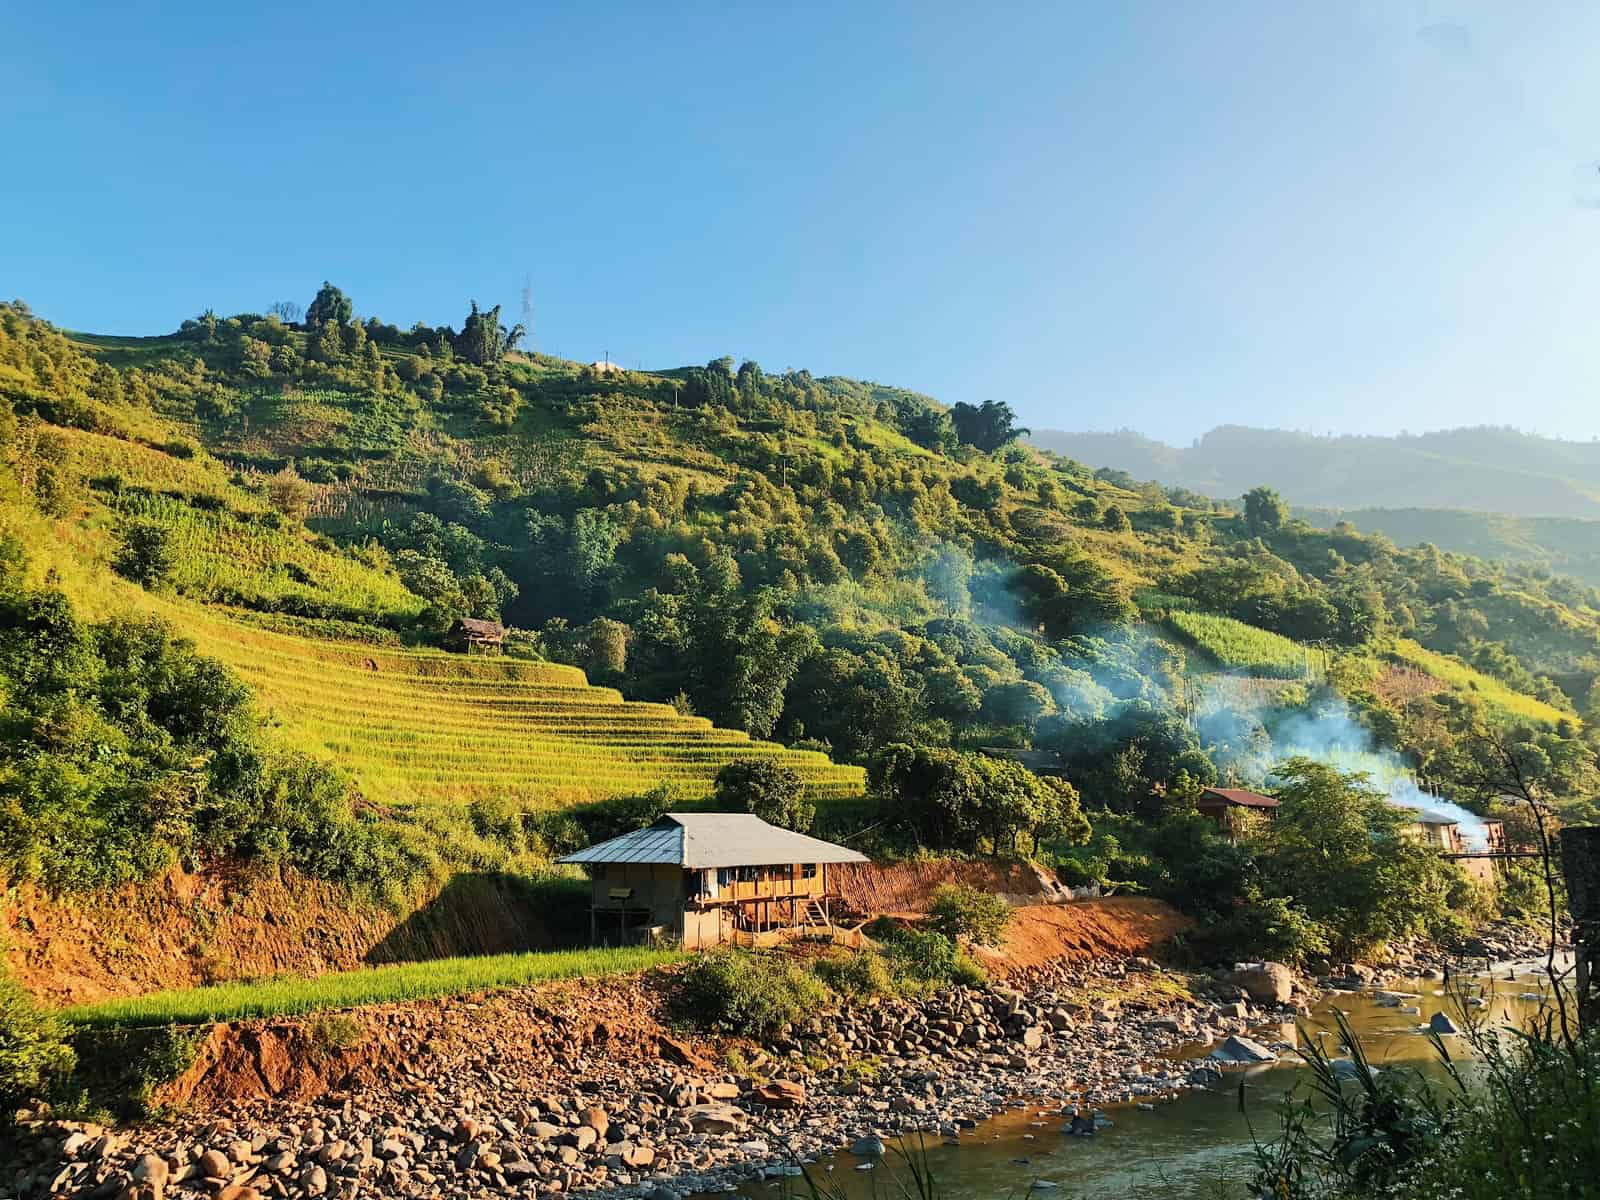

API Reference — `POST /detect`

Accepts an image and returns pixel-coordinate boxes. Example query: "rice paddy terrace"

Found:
[172,608,866,806]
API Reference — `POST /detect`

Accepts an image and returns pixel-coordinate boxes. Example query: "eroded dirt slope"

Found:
[3,867,558,1005]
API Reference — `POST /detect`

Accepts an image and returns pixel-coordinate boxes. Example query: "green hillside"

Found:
[4,291,1599,911]
[1297,505,1600,588]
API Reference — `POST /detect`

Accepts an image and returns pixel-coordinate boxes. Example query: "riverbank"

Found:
[10,915,1569,1200]
[7,950,1305,1200]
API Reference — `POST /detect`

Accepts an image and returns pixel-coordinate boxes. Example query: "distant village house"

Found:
[1194,787,1279,840]
[558,812,868,949]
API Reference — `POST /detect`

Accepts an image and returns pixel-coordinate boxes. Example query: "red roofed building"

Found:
[1195,787,1280,840]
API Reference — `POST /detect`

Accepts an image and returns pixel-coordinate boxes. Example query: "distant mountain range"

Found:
[1031,425,1600,585]
[1029,425,1600,520]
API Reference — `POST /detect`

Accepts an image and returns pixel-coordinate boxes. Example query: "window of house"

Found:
[801,863,817,879]
[736,866,759,883]
[717,868,733,888]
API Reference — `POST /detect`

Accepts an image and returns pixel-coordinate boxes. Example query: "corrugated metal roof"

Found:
[557,812,869,868]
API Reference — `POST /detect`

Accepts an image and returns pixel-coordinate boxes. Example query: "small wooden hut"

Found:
[558,812,868,948]
[1194,787,1280,840]
[449,617,506,654]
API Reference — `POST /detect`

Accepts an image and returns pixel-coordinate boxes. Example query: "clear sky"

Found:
[4,2,1599,443]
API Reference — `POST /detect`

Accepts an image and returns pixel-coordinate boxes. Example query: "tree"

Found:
[266,462,313,519]
[950,400,1029,453]
[713,759,814,832]
[1243,485,1288,535]
[267,300,303,324]
[240,337,273,378]
[927,883,1012,945]
[924,544,973,615]
[1247,759,1469,961]
[112,519,176,587]
[456,301,524,366]
[304,282,352,331]
[1101,504,1131,533]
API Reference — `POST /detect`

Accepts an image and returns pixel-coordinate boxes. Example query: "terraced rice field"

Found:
[171,607,866,806]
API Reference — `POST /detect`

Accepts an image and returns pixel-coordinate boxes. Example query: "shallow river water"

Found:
[747,959,1564,1200]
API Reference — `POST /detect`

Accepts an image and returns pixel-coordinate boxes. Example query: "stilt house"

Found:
[558,812,868,948]
[1194,787,1280,840]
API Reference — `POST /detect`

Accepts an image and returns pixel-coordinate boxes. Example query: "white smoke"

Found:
[1222,686,1492,851]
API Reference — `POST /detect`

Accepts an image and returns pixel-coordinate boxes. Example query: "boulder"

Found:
[131,1156,169,1191]
[196,1150,232,1181]
[657,1034,701,1066]
[580,1106,610,1139]
[1427,1012,1462,1035]
[752,1080,807,1110]
[1208,1036,1276,1064]
[1329,1058,1377,1081]
[684,1103,746,1134]
[1228,962,1294,1005]
[850,1136,886,1158]
[1186,1066,1224,1087]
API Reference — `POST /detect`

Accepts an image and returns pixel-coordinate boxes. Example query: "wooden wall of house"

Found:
[714,864,827,902]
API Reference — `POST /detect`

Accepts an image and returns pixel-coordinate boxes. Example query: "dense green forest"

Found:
[3,287,1598,963]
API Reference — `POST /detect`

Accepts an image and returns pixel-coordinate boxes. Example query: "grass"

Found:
[1163,610,1319,679]
[64,945,683,1029]
[1387,639,1573,727]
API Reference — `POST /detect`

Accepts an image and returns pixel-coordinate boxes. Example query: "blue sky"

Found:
[4,2,1599,443]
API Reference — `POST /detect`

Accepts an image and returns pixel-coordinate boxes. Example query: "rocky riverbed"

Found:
[16,920,1568,1200]
[7,956,1312,1200]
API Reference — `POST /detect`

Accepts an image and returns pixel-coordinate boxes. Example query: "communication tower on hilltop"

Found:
[520,272,535,353]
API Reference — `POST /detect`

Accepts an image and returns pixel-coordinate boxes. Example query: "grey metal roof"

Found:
[557,812,869,869]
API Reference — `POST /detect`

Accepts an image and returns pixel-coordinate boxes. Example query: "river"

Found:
[747,958,1566,1200]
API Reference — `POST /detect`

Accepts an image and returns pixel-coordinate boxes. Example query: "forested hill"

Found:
[3,288,1600,907]
[1030,425,1600,520]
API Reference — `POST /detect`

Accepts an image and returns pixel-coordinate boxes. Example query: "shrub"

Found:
[813,949,896,1000]
[0,964,76,1118]
[926,884,1012,946]
[112,518,176,586]
[676,948,828,1038]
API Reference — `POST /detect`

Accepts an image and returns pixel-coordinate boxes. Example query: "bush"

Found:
[0,964,75,1118]
[813,949,897,1000]
[112,518,176,586]
[927,883,1012,946]
[0,587,410,894]
[676,948,829,1038]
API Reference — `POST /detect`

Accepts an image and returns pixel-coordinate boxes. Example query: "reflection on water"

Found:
[747,959,1565,1200]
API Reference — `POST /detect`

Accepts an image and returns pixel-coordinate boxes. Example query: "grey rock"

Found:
[1208,1036,1276,1064]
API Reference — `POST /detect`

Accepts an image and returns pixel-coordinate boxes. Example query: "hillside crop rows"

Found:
[174,608,867,805]
[114,490,425,618]
[1163,610,1319,680]
[1386,639,1573,728]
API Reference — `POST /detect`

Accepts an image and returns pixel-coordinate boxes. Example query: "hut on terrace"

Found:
[1194,787,1280,840]
[558,812,868,948]
[449,617,506,654]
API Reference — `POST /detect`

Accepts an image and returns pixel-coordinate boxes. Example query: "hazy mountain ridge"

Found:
[1031,424,1600,520]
